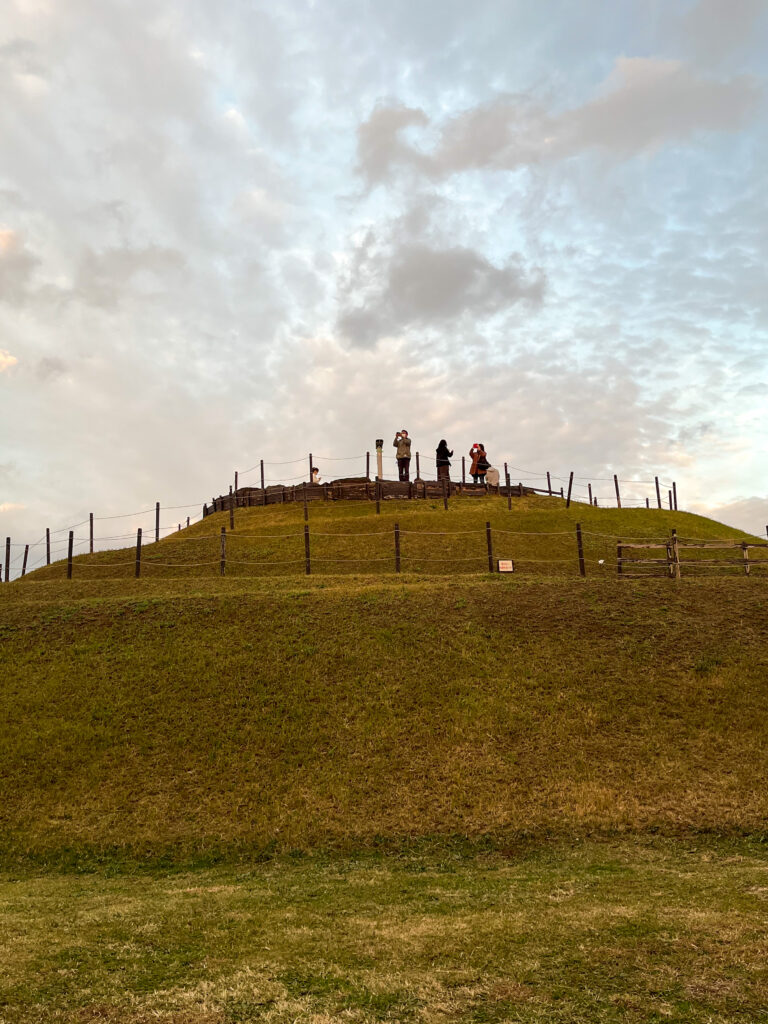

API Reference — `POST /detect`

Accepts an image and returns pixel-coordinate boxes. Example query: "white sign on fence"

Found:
[498,559,515,573]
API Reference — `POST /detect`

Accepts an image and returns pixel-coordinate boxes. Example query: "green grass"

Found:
[2,570,768,861]
[4,497,768,1020]
[2,837,768,1022]
[19,494,768,581]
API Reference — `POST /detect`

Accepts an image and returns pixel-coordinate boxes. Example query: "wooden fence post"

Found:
[565,471,574,508]
[4,536,9,582]
[504,462,508,485]
[415,451,420,478]
[186,516,190,528]
[376,481,381,515]
[229,496,235,530]
[220,527,226,576]
[645,498,649,508]
[668,489,673,510]
[304,523,311,575]
[235,470,238,494]
[394,522,400,573]
[655,476,662,509]
[671,528,681,580]
[442,477,448,511]
[22,544,29,577]
[588,483,592,505]
[547,471,552,496]
[308,453,313,482]
[506,474,512,511]
[673,481,678,511]
[742,541,750,577]
[260,459,265,491]
[89,512,94,554]
[67,531,73,580]
[135,528,142,578]
[576,523,585,577]
[366,451,370,480]
[462,456,466,485]
[486,521,494,573]
[303,483,309,521]
[617,538,623,576]
[518,481,523,498]
[46,527,50,566]
[613,475,621,509]
[155,502,160,543]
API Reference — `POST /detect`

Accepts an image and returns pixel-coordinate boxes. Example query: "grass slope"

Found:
[21,494,768,581]
[2,565,768,860]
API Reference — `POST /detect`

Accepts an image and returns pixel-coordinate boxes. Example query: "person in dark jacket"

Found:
[436,439,453,481]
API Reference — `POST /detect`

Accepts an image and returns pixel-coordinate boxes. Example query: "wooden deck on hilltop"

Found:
[204,477,558,516]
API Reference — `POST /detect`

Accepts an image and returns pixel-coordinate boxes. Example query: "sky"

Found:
[1,0,767,573]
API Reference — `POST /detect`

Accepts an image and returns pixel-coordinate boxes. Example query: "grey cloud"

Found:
[356,103,430,183]
[679,0,768,63]
[359,57,761,181]
[0,231,38,304]
[74,246,186,309]
[338,239,545,347]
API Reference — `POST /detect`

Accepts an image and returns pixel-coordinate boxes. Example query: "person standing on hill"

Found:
[436,439,453,482]
[393,429,412,481]
[469,443,489,484]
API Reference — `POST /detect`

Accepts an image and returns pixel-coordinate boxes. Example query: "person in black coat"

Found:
[436,439,453,481]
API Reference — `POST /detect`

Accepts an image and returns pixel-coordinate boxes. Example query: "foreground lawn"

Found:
[2,838,767,1023]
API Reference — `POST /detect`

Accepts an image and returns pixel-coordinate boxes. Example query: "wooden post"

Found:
[220,527,226,576]
[415,451,420,478]
[565,471,574,508]
[518,481,523,498]
[442,477,448,511]
[486,521,494,573]
[588,483,592,505]
[4,536,9,582]
[89,512,94,554]
[394,522,400,573]
[575,523,585,577]
[506,476,512,511]
[155,501,160,543]
[229,496,235,530]
[671,528,681,580]
[260,459,265,491]
[21,544,29,577]
[504,462,508,485]
[304,523,311,575]
[617,538,622,576]
[303,483,308,522]
[673,481,678,511]
[178,523,180,532]
[235,470,238,493]
[668,490,673,510]
[67,530,73,579]
[186,516,190,528]
[135,528,142,578]
[742,542,750,577]
[547,471,552,496]
[462,456,466,485]
[376,481,381,515]
[645,497,649,508]
[308,453,313,482]
[560,487,564,499]
[366,451,370,480]
[593,497,597,506]
[655,476,662,509]
[46,527,50,565]
[613,475,621,509]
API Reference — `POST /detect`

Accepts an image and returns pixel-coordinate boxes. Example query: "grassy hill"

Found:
[3,496,768,1022]
[2,495,767,864]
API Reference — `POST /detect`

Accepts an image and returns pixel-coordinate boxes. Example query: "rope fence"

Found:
[9,518,767,583]
[4,447,764,583]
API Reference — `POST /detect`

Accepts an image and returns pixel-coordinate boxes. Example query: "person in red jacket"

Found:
[469,443,489,484]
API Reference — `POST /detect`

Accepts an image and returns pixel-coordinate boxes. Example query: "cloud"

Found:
[338,237,545,346]
[0,348,18,372]
[357,57,761,182]
[679,0,768,63]
[0,502,25,513]
[696,495,768,538]
[0,229,38,304]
